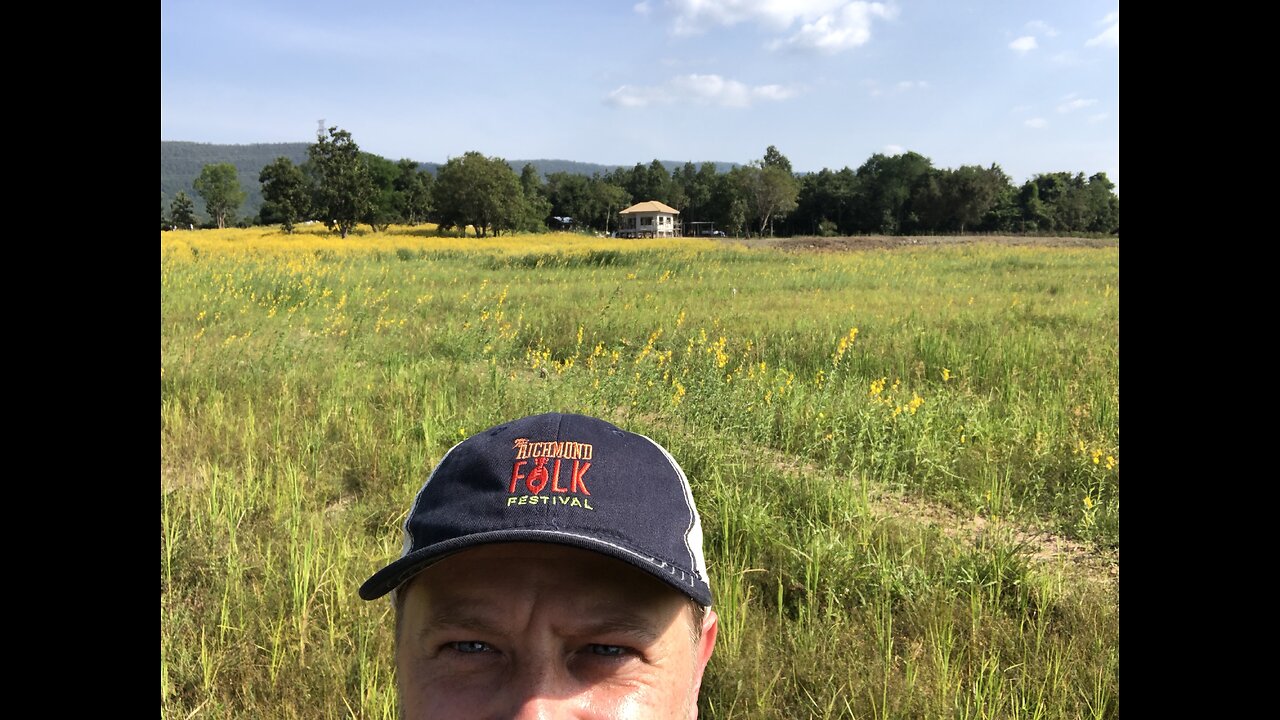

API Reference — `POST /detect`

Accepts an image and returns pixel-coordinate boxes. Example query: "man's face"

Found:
[395,543,718,719]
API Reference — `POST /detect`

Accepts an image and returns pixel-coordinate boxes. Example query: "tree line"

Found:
[163,127,1118,237]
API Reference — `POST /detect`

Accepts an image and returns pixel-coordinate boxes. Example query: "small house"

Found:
[617,201,680,238]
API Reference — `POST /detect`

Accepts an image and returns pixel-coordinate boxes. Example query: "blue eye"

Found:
[451,641,493,654]
[589,644,627,657]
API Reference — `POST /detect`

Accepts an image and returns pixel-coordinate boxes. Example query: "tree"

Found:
[588,181,631,233]
[732,162,798,237]
[644,159,673,205]
[1048,173,1091,231]
[1018,181,1051,232]
[908,164,1011,234]
[259,158,312,233]
[362,153,401,232]
[1084,173,1119,233]
[908,169,950,233]
[704,172,739,236]
[308,126,374,238]
[747,146,799,235]
[791,167,858,235]
[518,164,552,232]
[671,162,701,214]
[546,172,593,229]
[611,160,672,205]
[432,152,524,237]
[193,163,245,229]
[985,182,1022,233]
[394,160,433,225]
[853,151,933,234]
[947,164,1010,233]
[762,145,793,175]
[169,191,197,229]
[679,162,721,227]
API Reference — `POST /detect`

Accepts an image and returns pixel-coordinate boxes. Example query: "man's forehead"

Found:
[417,543,678,592]
[422,600,670,645]
[403,543,689,615]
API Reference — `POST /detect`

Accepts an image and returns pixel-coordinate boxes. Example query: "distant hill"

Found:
[161,141,739,222]
[162,142,311,223]
[511,158,740,177]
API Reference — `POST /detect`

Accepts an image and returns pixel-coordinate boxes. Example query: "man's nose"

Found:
[508,696,568,720]
[503,661,590,720]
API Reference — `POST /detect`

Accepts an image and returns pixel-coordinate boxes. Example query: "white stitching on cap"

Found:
[535,530,697,587]
[389,440,465,606]
[400,439,465,558]
[637,433,709,588]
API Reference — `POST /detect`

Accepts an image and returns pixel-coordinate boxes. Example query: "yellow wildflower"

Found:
[672,381,686,406]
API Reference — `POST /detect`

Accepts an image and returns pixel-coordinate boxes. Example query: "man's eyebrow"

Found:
[572,610,665,644]
[419,601,672,644]
[424,609,504,632]
[422,607,509,637]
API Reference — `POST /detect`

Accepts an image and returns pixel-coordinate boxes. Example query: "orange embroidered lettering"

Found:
[570,461,591,495]
[551,458,566,492]
[509,460,528,493]
[527,457,550,494]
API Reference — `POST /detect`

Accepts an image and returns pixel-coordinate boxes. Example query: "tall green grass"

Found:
[162,234,1118,718]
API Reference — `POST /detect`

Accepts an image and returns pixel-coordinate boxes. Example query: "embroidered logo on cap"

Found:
[506,438,595,510]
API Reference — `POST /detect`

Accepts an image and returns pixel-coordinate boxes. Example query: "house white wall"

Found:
[619,212,677,237]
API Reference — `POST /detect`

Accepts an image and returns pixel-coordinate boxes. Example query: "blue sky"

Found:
[161,1,1119,186]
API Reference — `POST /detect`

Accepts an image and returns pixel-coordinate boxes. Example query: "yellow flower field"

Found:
[162,227,1119,718]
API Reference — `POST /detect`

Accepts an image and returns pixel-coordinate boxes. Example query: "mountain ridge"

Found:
[161,141,739,221]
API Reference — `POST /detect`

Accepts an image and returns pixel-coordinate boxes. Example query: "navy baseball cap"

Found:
[359,413,713,606]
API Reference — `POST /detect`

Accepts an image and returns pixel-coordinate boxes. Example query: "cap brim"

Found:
[359,529,713,606]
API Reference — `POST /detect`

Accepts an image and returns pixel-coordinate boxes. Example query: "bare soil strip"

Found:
[728,235,1118,252]
[873,491,1119,587]
[610,401,1120,591]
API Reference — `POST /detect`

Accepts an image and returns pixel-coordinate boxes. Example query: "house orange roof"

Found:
[619,200,680,215]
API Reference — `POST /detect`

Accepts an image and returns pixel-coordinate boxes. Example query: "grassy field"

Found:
[161,225,1119,718]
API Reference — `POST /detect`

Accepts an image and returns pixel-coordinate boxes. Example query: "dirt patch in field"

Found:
[768,456,1118,587]
[747,235,1119,253]
[724,442,1118,587]
[876,493,1119,587]
[671,432,1119,588]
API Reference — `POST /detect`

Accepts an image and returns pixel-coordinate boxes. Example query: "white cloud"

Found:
[1057,97,1098,113]
[1010,36,1038,53]
[896,80,928,91]
[1025,118,1048,129]
[662,1,896,53]
[771,2,897,53]
[1025,20,1058,37]
[1088,113,1109,123]
[666,0,849,33]
[1087,21,1118,48]
[1100,11,1119,25]
[606,74,800,108]
[883,144,906,154]
[750,83,798,101]
[634,1,652,16]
